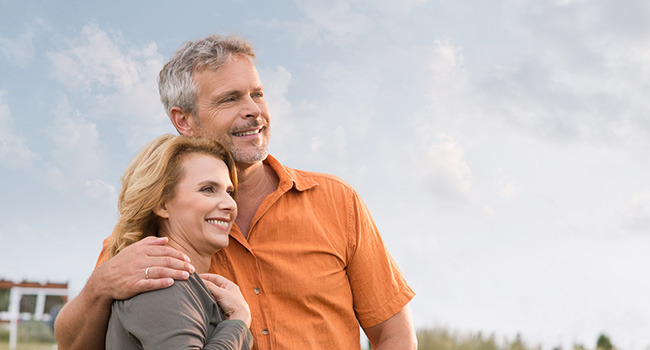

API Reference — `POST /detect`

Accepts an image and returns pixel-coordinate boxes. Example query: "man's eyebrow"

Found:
[211,86,264,103]
[212,90,242,101]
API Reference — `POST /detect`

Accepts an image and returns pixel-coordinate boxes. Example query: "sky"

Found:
[1,0,650,349]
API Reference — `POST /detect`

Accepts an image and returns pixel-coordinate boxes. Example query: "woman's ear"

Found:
[154,201,170,219]
[170,106,197,137]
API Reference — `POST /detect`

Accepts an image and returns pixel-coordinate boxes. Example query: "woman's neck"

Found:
[163,236,211,274]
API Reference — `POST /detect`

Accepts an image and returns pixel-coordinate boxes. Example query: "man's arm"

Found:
[54,236,195,350]
[362,305,417,350]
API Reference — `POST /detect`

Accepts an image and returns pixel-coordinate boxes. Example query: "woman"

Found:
[105,134,253,349]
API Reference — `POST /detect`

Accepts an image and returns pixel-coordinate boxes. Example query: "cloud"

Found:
[259,65,293,129]
[482,0,650,145]
[621,192,650,234]
[414,133,473,205]
[83,179,118,215]
[0,91,38,169]
[48,23,143,92]
[49,98,106,182]
[294,0,375,45]
[495,168,517,198]
[0,25,37,67]
[46,22,170,147]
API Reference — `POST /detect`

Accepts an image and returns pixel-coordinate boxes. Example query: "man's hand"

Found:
[200,273,252,328]
[97,236,195,300]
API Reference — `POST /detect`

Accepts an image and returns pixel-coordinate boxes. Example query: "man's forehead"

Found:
[194,63,263,94]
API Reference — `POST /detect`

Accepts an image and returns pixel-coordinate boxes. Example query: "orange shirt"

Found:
[97,155,414,350]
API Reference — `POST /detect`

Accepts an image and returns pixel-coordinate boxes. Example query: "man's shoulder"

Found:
[269,155,358,195]
[289,166,356,191]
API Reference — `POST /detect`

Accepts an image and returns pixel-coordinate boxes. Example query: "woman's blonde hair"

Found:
[108,134,237,258]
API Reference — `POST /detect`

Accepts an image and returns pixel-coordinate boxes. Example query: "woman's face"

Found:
[156,152,237,256]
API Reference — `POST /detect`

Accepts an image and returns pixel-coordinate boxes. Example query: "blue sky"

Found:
[2,1,650,348]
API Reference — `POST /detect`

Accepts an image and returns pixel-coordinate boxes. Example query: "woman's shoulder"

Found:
[114,272,213,315]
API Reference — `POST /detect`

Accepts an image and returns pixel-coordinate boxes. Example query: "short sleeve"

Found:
[346,189,415,328]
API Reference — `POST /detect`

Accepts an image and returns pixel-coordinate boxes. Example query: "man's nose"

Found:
[242,96,262,118]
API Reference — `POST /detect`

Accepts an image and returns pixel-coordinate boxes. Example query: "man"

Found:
[55,35,416,349]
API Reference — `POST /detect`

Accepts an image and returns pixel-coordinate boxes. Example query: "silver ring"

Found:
[145,267,151,280]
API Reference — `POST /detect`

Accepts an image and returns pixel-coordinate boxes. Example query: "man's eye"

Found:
[252,92,263,99]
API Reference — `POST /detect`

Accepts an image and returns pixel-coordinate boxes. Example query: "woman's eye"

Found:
[200,186,214,193]
[227,190,235,197]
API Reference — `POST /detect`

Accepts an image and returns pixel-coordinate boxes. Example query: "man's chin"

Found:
[231,149,268,165]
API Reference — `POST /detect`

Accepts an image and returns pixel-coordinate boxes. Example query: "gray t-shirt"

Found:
[106,272,253,350]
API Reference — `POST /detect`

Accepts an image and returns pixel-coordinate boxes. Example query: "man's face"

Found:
[191,56,270,165]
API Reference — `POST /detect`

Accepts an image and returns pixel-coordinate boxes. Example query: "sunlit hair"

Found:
[108,134,238,258]
[158,34,256,120]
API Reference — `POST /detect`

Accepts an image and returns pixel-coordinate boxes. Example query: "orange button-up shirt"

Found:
[98,155,414,349]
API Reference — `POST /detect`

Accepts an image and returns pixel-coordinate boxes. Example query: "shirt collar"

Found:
[264,154,318,192]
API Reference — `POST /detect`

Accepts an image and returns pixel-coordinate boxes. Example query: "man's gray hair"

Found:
[158,35,256,118]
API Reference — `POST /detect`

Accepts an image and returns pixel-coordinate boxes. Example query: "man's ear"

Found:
[154,201,170,219]
[170,106,196,136]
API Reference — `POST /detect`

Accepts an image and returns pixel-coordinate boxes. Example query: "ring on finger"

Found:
[145,267,151,280]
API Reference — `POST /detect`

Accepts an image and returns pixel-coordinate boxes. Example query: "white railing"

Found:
[6,286,68,350]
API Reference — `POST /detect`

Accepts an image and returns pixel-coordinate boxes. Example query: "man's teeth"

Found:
[233,130,259,136]
[206,219,229,227]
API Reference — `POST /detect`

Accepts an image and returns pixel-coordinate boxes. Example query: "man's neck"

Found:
[235,159,279,237]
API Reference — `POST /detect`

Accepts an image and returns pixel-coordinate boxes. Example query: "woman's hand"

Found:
[200,274,252,328]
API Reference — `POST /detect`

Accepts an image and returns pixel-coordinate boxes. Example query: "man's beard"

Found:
[229,136,269,164]
[198,121,270,165]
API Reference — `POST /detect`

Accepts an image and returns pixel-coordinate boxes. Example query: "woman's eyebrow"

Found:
[197,180,221,187]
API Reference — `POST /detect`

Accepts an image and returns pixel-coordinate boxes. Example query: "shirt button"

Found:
[254,288,260,294]
[262,329,269,335]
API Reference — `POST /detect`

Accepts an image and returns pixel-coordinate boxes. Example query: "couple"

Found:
[55,34,417,349]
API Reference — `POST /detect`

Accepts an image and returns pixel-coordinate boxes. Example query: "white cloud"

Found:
[621,192,650,234]
[259,65,293,129]
[49,98,105,182]
[495,168,517,198]
[0,26,37,67]
[48,23,142,92]
[415,133,472,205]
[488,0,650,145]
[294,0,374,44]
[46,22,169,147]
[0,91,37,169]
[83,179,118,215]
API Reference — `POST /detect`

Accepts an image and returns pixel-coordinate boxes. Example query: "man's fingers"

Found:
[143,244,191,263]
[138,235,168,245]
[136,276,174,293]
[144,266,192,281]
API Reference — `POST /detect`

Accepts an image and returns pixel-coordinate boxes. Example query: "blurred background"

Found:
[1,1,650,349]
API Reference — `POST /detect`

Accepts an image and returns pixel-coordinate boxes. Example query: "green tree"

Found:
[596,334,613,350]
[510,333,527,350]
